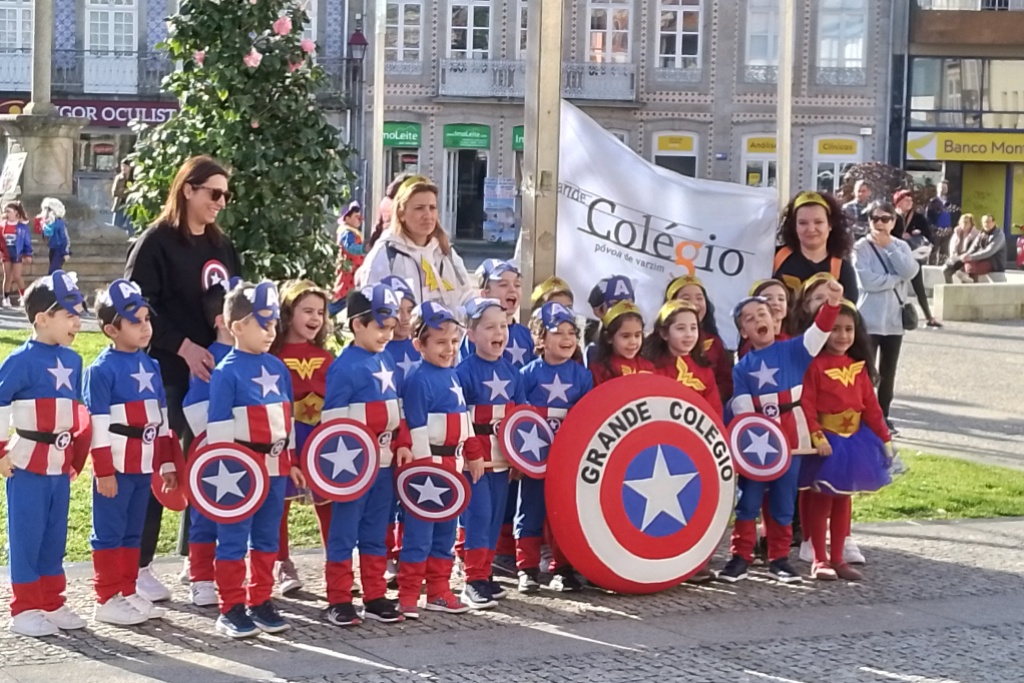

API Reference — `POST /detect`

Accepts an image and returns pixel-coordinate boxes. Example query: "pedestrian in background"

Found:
[926,180,959,266]
[962,214,1007,282]
[111,160,133,236]
[942,213,978,284]
[1,201,32,307]
[39,198,69,275]
[842,180,873,240]
[893,190,941,328]
[853,200,919,434]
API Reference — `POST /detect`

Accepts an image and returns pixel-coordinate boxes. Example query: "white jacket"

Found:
[355,230,475,315]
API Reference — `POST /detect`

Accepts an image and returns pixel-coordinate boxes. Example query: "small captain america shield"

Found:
[152,430,188,512]
[727,413,791,482]
[201,260,230,292]
[301,419,380,503]
[186,443,269,524]
[498,407,555,479]
[546,376,735,594]
[395,463,471,523]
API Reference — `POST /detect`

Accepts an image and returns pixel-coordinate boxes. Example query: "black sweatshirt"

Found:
[125,223,242,390]
[773,247,859,303]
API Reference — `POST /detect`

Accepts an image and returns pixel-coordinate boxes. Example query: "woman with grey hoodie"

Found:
[852,200,919,433]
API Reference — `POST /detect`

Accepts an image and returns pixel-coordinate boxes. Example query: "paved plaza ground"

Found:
[1,304,1023,682]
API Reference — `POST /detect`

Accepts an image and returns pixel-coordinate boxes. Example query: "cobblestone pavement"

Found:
[2,517,1024,682]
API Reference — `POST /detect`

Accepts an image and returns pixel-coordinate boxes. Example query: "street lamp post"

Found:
[348,27,368,211]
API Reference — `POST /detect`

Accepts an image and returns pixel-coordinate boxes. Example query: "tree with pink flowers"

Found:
[125,0,353,284]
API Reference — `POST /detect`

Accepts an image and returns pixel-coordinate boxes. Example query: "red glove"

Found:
[463,435,487,462]
[394,420,412,451]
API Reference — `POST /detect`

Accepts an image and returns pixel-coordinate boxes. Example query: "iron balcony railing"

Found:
[438,58,637,101]
[917,0,1024,9]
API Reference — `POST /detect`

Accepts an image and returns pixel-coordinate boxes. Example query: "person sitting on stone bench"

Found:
[942,213,978,284]
[961,215,1006,283]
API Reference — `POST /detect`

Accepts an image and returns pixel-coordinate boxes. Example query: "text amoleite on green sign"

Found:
[443,123,491,149]
[383,122,422,148]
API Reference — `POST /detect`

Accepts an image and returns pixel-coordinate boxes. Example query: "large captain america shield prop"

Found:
[301,419,380,503]
[186,443,269,524]
[727,413,791,482]
[546,376,735,594]
[498,407,555,479]
[395,463,471,523]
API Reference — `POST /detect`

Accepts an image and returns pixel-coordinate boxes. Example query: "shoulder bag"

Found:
[867,241,918,331]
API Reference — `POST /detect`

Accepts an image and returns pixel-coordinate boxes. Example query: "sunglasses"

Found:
[869,215,893,224]
[192,184,233,203]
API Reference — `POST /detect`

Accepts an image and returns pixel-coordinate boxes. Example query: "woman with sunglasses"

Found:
[852,200,918,436]
[773,191,859,303]
[124,155,243,603]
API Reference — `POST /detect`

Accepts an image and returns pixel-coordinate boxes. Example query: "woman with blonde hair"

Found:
[942,213,978,283]
[355,176,474,313]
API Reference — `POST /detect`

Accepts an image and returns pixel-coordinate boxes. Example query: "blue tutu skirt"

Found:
[798,425,891,495]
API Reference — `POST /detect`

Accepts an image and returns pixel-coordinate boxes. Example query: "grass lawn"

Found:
[0,329,109,367]
[2,452,1023,563]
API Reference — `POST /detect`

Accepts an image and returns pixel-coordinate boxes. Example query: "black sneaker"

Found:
[716,556,749,583]
[517,569,540,594]
[248,600,289,633]
[324,602,361,627]
[886,419,900,436]
[215,604,261,638]
[363,598,403,623]
[487,579,508,600]
[768,558,803,584]
[927,319,943,328]
[461,580,497,610]
[548,568,583,593]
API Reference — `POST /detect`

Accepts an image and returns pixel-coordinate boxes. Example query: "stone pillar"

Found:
[25,0,56,116]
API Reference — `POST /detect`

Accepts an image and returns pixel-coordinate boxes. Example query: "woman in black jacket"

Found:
[124,155,243,601]
[893,190,942,328]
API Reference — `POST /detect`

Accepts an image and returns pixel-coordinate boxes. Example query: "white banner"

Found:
[552,101,778,349]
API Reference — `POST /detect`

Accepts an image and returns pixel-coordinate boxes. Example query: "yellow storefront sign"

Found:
[657,135,695,153]
[746,137,777,154]
[907,131,1024,162]
[816,138,858,156]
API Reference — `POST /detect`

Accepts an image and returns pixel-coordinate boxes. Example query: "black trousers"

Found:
[139,382,193,566]
[909,266,933,320]
[870,335,903,419]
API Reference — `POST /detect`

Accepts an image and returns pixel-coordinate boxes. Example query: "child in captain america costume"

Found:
[716,276,843,585]
[456,297,525,609]
[378,275,419,581]
[86,280,180,627]
[181,279,236,608]
[518,302,593,594]
[320,283,408,627]
[273,280,335,596]
[461,260,534,369]
[206,281,307,638]
[396,302,484,618]
[0,271,89,638]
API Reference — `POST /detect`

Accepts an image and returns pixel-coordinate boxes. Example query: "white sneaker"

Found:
[178,558,191,586]
[799,540,813,563]
[9,609,59,637]
[384,559,399,582]
[843,537,866,565]
[136,565,172,602]
[1,298,11,309]
[190,581,219,607]
[125,593,167,619]
[275,559,303,595]
[94,595,148,626]
[43,604,87,630]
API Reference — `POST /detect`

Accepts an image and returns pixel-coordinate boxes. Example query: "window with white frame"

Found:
[816,0,867,78]
[657,0,701,70]
[293,0,316,43]
[86,0,136,54]
[449,0,490,60]
[587,0,631,64]
[0,0,31,51]
[386,0,421,62]
[745,0,778,72]
[517,0,528,60]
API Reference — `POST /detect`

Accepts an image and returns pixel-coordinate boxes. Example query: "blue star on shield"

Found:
[514,421,551,463]
[318,434,367,483]
[621,445,702,538]
[201,458,252,505]
[741,428,782,467]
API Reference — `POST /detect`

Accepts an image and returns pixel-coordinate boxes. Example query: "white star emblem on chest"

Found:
[396,353,419,378]
[449,377,465,406]
[541,373,572,403]
[749,360,779,389]
[505,339,527,366]
[482,371,511,401]
[251,366,281,397]
[130,362,156,394]
[372,361,396,393]
[48,358,74,391]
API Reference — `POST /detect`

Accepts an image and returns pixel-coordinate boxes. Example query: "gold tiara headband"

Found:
[281,279,326,307]
[658,299,699,324]
[793,191,831,215]
[602,300,642,327]
[665,274,705,303]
